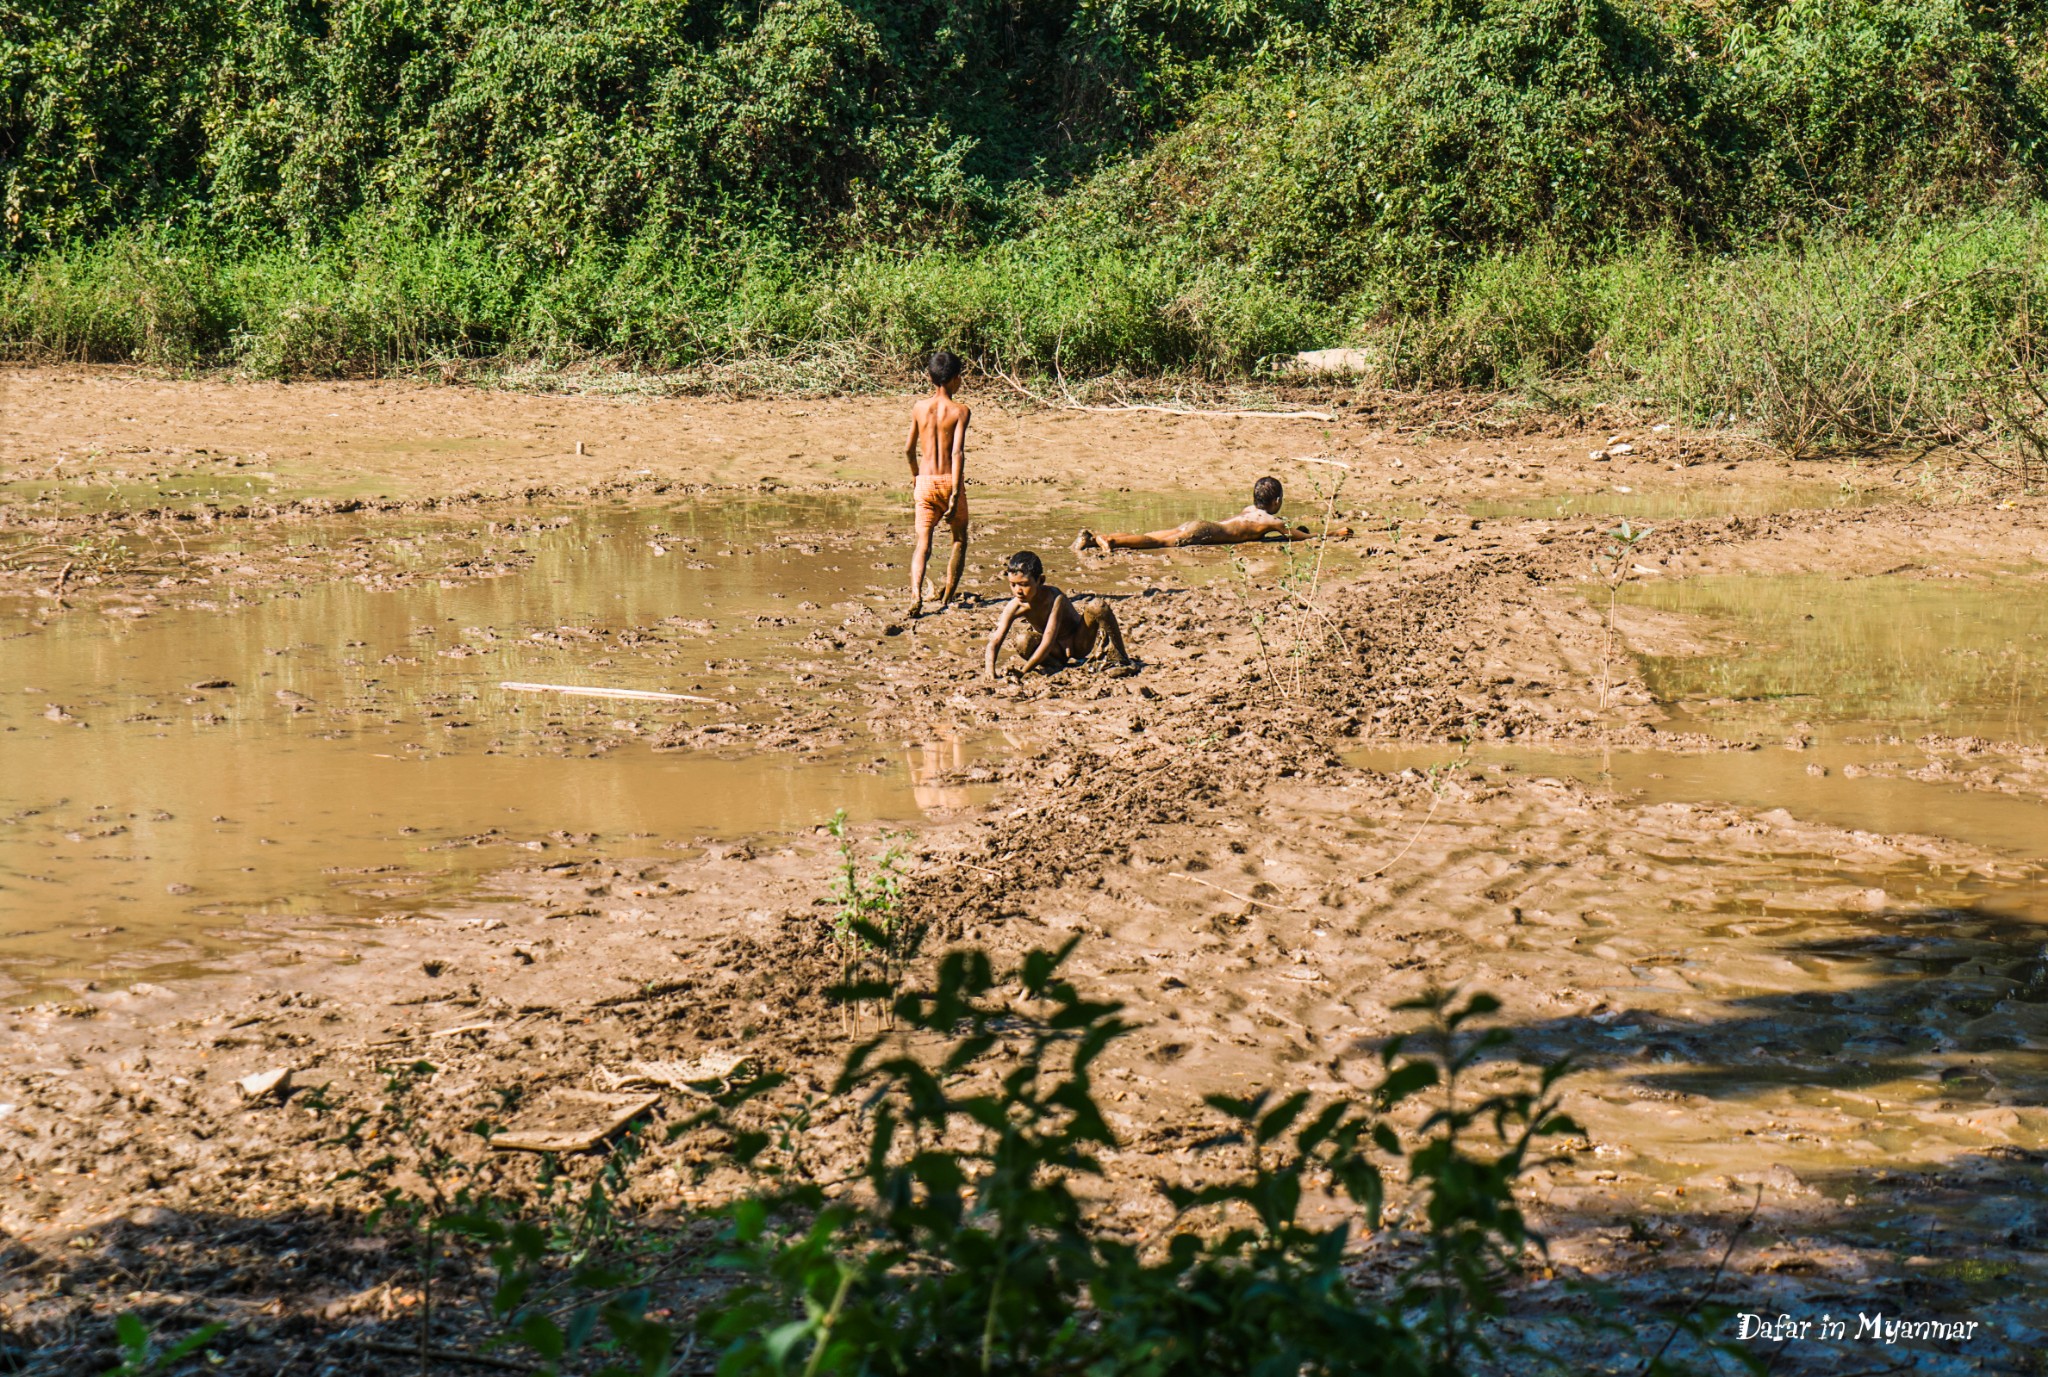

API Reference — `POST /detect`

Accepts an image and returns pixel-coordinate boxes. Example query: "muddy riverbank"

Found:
[4,365,2047,1373]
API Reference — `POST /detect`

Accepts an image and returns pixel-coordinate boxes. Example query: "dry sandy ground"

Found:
[4,365,2047,1373]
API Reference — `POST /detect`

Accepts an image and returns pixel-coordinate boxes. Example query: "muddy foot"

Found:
[1072,529,1104,554]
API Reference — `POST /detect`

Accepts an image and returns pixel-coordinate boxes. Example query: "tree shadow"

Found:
[1,1205,520,1375]
[1481,902,2048,1100]
[1457,901,2048,1367]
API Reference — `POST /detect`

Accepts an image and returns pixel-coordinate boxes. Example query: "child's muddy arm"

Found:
[1018,596,1067,673]
[985,601,1020,677]
[905,417,922,477]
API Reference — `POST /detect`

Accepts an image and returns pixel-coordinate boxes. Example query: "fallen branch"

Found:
[1083,402,1336,421]
[499,681,719,704]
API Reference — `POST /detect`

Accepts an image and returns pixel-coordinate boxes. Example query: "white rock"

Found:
[1282,348,1376,375]
[238,1068,292,1101]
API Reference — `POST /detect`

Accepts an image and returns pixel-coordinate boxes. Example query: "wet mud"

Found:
[4,364,2048,1372]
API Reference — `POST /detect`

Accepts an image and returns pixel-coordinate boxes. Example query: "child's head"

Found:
[1252,476,1283,513]
[927,350,964,391]
[1004,550,1044,598]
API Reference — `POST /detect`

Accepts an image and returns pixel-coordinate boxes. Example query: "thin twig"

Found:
[1358,787,1447,883]
[1637,1183,1763,1376]
[1168,872,1303,912]
[354,1339,534,1372]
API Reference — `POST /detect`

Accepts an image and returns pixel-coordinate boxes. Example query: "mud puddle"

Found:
[1360,738,2048,859]
[0,487,1305,999]
[1620,568,2048,745]
[1354,565,2048,855]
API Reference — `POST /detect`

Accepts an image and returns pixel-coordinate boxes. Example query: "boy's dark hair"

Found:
[927,350,964,386]
[1252,476,1283,511]
[1005,551,1044,581]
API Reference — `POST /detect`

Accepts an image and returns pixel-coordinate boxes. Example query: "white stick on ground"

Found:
[499,681,721,704]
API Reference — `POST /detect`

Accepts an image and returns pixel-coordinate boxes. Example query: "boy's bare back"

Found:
[908,392,970,479]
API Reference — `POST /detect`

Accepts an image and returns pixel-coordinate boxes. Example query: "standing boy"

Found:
[984,551,1129,677]
[905,350,970,618]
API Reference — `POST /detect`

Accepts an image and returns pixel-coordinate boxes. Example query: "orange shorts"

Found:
[914,475,968,536]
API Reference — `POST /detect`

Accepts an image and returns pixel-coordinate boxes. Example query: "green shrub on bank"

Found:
[407,941,1747,1374]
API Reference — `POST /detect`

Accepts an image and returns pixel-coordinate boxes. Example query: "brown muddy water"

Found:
[0,488,1268,999]
[1624,568,2048,746]
[1356,565,2048,857]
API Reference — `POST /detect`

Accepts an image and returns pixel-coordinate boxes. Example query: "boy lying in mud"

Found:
[985,551,1130,677]
[905,349,971,618]
[1072,476,1351,552]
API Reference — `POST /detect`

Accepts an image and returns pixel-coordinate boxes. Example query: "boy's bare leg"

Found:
[1075,528,1170,552]
[1094,602,1129,664]
[1076,600,1129,665]
[939,528,967,608]
[907,524,934,617]
[1074,521,1224,553]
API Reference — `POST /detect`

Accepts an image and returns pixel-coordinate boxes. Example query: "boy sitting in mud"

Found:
[1072,476,1350,553]
[905,349,971,618]
[985,551,1129,677]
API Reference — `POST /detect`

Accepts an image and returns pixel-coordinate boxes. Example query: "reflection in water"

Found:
[1620,568,2048,745]
[907,737,978,812]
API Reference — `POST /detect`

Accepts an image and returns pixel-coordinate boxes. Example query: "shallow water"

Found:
[1349,741,2048,861]
[0,487,1285,999]
[1621,568,2048,745]
[1353,563,2048,857]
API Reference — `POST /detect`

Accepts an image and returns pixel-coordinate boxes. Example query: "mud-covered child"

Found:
[904,350,971,618]
[984,551,1130,677]
[1071,476,1351,553]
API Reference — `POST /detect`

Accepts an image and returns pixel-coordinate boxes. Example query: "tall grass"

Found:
[5,208,2046,458]
[1377,210,2048,453]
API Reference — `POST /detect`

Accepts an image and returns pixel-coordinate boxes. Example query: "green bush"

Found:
[419,939,1663,1375]
[697,942,1574,1375]
[1,0,1316,263]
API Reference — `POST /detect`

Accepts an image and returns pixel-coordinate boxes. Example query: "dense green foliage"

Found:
[1,0,1314,256]
[5,0,2048,426]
